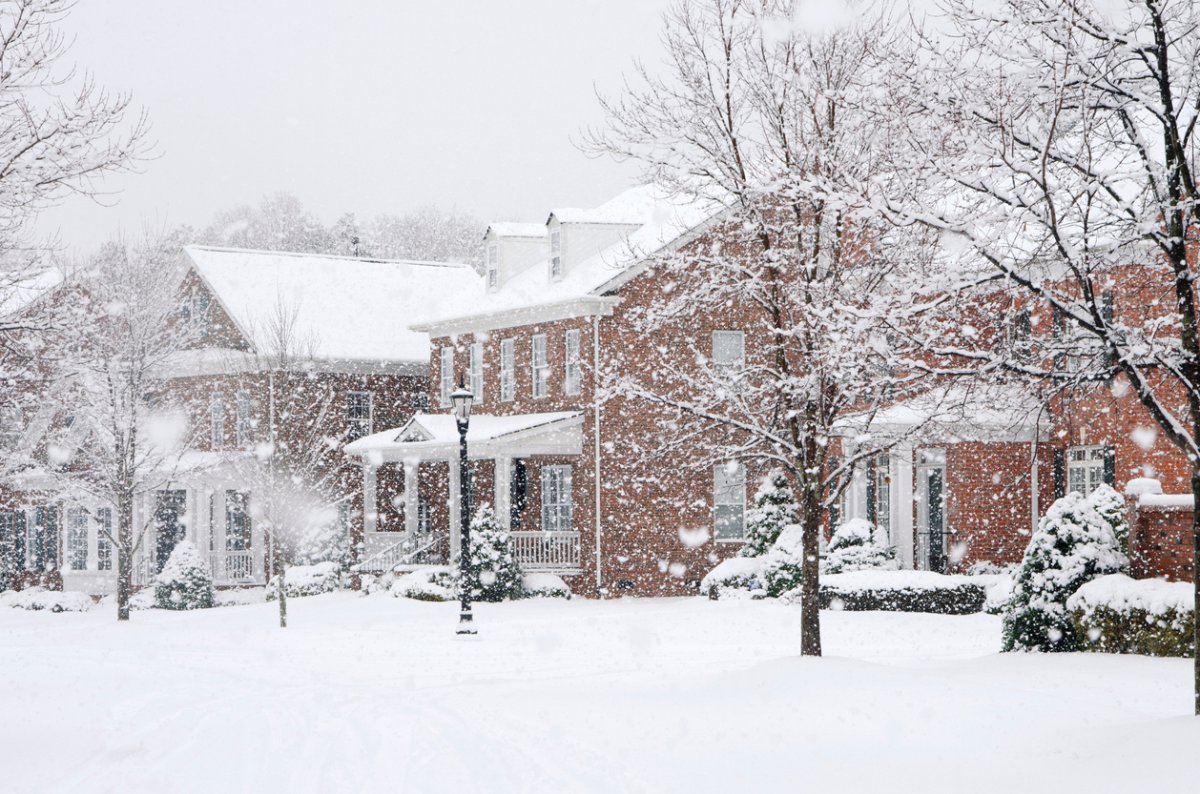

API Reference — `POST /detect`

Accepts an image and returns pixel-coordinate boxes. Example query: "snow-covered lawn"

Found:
[1,594,1195,793]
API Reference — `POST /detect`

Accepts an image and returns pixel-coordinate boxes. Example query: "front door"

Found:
[154,490,188,573]
[916,450,947,573]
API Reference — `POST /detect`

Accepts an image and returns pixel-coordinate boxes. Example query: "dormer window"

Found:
[550,229,562,280]
[486,244,500,291]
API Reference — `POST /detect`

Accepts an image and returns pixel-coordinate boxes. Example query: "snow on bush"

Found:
[1,588,93,613]
[1001,491,1128,652]
[740,469,799,558]
[781,570,986,614]
[523,573,571,599]
[1087,484,1129,554]
[1067,573,1194,658]
[154,541,215,611]
[266,561,341,601]
[699,556,767,599]
[461,505,524,602]
[965,560,1016,576]
[391,566,457,602]
[822,519,898,575]
[761,524,808,597]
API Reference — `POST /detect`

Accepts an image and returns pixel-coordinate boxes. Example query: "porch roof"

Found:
[345,411,584,462]
[837,384,1049,443]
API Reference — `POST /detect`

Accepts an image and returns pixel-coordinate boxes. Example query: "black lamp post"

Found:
[450,382,476,635]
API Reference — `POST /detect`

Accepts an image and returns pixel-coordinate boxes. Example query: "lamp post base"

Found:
[456,611,477,635]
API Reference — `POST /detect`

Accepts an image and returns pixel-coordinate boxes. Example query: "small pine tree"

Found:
[1087,484,1130,555]
[1002,491,1128,652]
[462,505,524,602]
[822,519,897,575]
[154,541,215,610]
[740,469,800,558]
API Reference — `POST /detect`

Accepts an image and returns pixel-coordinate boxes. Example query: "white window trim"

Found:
[564,329,581,396]
[500,338,515,402]
[469,342,484,403]
[235,390,252,447]
[210,393,225,449]
[66,506,88,571]
[712,330,746,382]
[1067,445,1106,497]
[347,390,373,439]
[713,462,747,542]
[439,347,455,407]
[486,244,500,291]
[541,465,573,532]
[532,334,549,399]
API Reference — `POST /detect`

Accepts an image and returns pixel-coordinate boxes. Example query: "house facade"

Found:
[0,246,477,595]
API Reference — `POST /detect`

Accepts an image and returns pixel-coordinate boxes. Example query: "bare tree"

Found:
[231,296,349,628]
[589,0,958,655]
[49,235,199,620]
[880,0,1200,713]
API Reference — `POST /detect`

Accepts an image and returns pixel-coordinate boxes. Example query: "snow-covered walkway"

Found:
[1,594,1195,793]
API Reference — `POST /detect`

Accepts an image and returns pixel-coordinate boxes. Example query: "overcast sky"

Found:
[36,0,675,253]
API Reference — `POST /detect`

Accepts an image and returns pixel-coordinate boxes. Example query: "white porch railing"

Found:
[511,531,581,573]
[354,533,443,574]
[209,551,255,583]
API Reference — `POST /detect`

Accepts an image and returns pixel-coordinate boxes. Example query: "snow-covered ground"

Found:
[1,594,1195,793]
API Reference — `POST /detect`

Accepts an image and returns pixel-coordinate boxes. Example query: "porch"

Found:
[346,411,585,577]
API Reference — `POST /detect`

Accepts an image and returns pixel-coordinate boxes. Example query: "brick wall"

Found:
[1129,504,1196,582]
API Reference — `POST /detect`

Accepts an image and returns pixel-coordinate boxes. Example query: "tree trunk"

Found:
[277,548,287,629]
[116,492,134,622]
[799,478,823,657]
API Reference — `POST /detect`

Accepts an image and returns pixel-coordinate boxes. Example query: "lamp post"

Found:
[450,382,476,635]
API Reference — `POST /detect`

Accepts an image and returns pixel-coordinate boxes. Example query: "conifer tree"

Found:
[154,541,215,611]
[740,470,799,558]
[1087,485,1129,556]
[462,505,523,602]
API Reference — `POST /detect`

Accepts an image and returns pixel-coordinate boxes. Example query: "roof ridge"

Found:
[183,244,470,269]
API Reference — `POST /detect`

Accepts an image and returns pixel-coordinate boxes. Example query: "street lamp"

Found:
[450,381,476,635]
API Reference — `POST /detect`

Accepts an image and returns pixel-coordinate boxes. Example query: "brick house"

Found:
[0,246,476,594]
[346,186,1197,597]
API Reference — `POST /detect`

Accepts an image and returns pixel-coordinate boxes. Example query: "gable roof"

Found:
[183,246,478,365]
[413,185,725,334]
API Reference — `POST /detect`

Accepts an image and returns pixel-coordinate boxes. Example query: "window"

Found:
[27,506,56,570]
[189,291,211,337]
[66,507,88,571]
[235,390,252,447]
[564,329,581,396]
[486,244,500,290]
[210,393,225,449]
[541,465,573,532]
[712,330,745,381]
[550,229,562,280]
[95,508,113,571]
[417,497,431,535]
[714,462,746,540]
[225,491,252,551]
[347,391,373,441]
[872,455,892,544]
[500,338,516,402]
[1067,446,1106,496]
[469,342,484,402]
[0,405,23,449]
[440,347,455,407]
[531,334,549,398]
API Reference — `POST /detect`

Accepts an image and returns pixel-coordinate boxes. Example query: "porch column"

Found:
[252,494,266,580]
[363,462,378,534]
[404,461,419,534]
[494,456,512,531]
[893,446,915,570]
[448,454,461,559]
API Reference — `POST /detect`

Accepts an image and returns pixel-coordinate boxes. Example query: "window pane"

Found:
[712,331,745,364]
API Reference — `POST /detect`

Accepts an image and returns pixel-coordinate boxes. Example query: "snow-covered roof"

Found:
[414,185,723,333]
[184,246,478,365]
[842,383,1049,442]
[0,268,65,319]
[345,411,583,460]
[486,222,547,238]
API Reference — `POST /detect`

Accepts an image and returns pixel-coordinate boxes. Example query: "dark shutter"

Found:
[11,510,25,572]
[1053,449,1065,499]
[510,459,527,528]
[1100,292,1114,325]
[865,459,877,525]
[1103,446,1116,486]
[1051,305,1067,368]
[1016,310,1031,340]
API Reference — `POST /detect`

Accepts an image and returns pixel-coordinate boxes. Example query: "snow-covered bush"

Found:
[154,542,215,611]
[266,561,341,601]
[965,560,1016,576]
[822,519,897,575]
[791,570,985,614]
[740,469,799,558]
[699,557,767,599]
[1002,492,1128,652]
[523,573,572,599]
[392,566,457,602]
[462,505,524,602]
[761,524,807,597]
[1087,484,1129,555]
[1,588,93,613]
[1068,573,1194,658]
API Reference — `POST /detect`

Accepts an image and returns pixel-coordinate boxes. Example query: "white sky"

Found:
[36,0,674,253]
